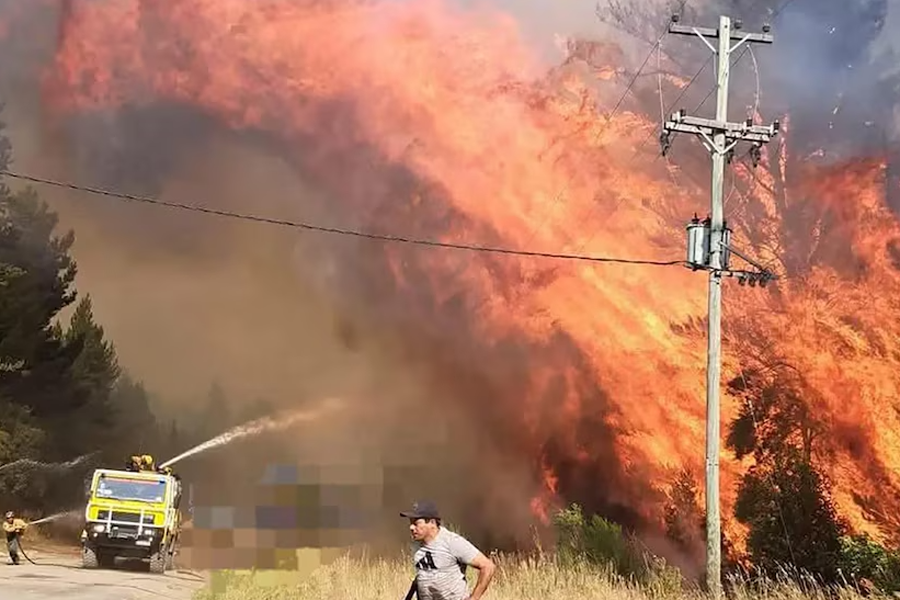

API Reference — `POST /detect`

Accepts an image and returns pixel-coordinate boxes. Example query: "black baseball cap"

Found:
[400,500,441,520]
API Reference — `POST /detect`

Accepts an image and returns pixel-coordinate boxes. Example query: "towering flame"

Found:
[8,0,900,554]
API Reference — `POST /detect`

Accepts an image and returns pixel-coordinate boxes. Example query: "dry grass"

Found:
[189,550,876,600]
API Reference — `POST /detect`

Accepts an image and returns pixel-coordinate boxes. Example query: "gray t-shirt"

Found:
[412,527,482,600]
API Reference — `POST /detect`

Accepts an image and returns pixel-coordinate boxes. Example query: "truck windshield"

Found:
[95,477,166,503]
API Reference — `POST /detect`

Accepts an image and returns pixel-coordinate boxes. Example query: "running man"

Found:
[400,500,496,600]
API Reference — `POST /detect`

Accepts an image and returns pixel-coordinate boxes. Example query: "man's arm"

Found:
[465,552,496,600]
[448,534,496,600]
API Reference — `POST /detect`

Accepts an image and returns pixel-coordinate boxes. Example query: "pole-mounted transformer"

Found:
[686,214,709,270]
[686,214,732,271]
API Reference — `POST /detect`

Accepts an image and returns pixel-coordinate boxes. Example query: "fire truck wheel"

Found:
[82,545,99,569]
[149,545,166,574]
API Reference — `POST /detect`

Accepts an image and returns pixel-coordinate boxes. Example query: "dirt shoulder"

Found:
[2,536,208,600]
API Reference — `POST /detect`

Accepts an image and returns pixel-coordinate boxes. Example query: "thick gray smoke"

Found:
[755,1,896,151]
[494,0,900,155]
[585,0,900,204]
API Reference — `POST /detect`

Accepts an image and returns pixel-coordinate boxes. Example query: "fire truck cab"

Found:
[80,459,183,574]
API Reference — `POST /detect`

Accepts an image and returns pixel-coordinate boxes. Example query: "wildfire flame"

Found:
[4,0,898,554]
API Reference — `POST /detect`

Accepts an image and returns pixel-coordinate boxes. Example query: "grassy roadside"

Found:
[185,503,898,600]
[189,551,876,600]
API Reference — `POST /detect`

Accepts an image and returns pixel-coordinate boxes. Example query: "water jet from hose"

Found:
[28,510,80,526]
[158,397,344,469]
[0,452,98,474]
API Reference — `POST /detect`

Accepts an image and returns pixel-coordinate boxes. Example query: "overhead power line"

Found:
[591,0,692,142]
[0,169,685,267]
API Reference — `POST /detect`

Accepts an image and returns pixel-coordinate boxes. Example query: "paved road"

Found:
[0,549,208,600]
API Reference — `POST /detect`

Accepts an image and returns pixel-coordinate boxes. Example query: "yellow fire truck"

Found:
[80,455,183,573]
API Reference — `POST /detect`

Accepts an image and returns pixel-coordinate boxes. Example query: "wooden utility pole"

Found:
[662,13,779,599]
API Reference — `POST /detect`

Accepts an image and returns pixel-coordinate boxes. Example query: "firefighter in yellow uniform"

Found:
[3,511,28,565]
[126,454,156,472]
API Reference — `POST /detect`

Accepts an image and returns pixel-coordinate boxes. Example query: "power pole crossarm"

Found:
[668,22,773,44]
[663,13,778,600]
[664,112,780,143]
[663,112,780,161]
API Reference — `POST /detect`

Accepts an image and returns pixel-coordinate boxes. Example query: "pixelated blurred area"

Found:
[179,461,401,571]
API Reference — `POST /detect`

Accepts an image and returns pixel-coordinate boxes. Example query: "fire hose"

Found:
[16,537,38,565]
[7,531,38,565]
[7,514,73,567]
[10,531,64,567]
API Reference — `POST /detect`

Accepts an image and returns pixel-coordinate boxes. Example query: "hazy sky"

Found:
[457,0,600,58]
